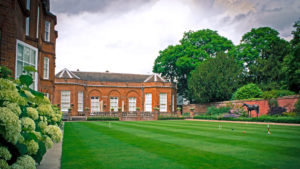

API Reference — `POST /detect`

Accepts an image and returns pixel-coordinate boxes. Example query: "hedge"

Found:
[87,116,119,121]
[158,116,185,120]
[262,90,295,99]
[193,115,300,124]
[232,83,263,100]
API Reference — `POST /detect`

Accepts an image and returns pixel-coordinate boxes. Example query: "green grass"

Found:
[61,120,300,169]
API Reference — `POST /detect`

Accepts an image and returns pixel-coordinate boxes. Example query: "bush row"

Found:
[193,115,300,123]
[158,116,185,120]
[87,116,119,121]
[0,67,63,169]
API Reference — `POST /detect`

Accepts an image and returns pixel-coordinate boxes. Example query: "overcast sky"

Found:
[51,0,300,74]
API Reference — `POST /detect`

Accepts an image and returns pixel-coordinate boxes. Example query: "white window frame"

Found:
[26,0,30,10]
[110,97,118,112]
[129,97,136,112]
[160,93,167,112]
[172,95,175,112]
[91,96,100,113]
[145,93,152,112]
[78,91,83,112]
[36,6,39,38]
[15,40,38,90]
[43,57,49,79]
[26,17,30,36]
[45,21,50,42]
[61,91,70,112]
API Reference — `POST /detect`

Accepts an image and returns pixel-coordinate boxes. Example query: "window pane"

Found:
[110,97,118,111]
[24,47,30,63]
[26,0,30,10]
[61,91,70,111]
[30,50,36,65]
[16,42,37,90]
[43,57,49,79]
[16,61,23,78]
[129,97,136,112]
[17,44,23,60]
[45,21,50,41]
[26,17,30,36]
[160,93,167,112]
[91,97,100,112]
[78,92,83,111]
[145,93,152,112]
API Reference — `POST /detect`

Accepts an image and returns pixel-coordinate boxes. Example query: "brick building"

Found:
[0,0,57,101]
[54,68,177,116]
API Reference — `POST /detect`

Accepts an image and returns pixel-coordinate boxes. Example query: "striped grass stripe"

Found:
[61,120,300,169]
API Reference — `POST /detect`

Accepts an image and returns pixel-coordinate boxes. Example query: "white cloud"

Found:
[54,0,300,74]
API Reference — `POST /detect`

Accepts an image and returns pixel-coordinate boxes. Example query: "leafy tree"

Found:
[188,53,242,103]
[153,29,234,98]
[229,27,290,90]
[232,83,263,100]
[282,18,300,92]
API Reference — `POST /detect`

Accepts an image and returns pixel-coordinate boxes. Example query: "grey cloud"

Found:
[51,0,155,14]
[233,11,252,22]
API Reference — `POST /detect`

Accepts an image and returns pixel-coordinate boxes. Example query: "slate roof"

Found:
[55,68,167,83]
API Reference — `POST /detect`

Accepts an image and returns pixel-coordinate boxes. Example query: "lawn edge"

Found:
[186,119,300,126]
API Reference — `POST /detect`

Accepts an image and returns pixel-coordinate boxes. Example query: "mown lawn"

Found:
[61,120,300,169]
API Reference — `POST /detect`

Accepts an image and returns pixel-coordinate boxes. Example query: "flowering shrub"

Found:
[45,125,63,143]
[0,79,26,106]
[0,107,21,144]
[4,102,21,116]
[27,107,39,120]
[0,67,63,168]
[11,155,36,169]
[25,140,39,155]
[21,117,36,131]
[0,159,10,169]
[0,146,11,160]
[44,136,53,149]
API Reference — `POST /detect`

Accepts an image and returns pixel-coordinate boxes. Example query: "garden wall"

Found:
[183,95,299,117]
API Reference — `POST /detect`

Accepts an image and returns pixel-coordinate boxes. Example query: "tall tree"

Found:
[282,18,300,92]
[188,53,243,103]
[229,27,290,90]
[153,29,234,98]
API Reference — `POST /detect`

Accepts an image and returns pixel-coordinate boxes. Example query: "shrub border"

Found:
[193,115,300,124]
[87,116,119,121]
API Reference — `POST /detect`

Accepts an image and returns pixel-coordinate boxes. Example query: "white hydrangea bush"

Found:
[0,107,22,144]
[26,107,38,120]
[0,75,63,169]
[0,159,10,169]
[21,117,36,131]
[11,155,36,169]
[0,146,12,161]
[45,125,63,143]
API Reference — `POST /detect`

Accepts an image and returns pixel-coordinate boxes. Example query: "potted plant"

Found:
[154,107,160,111]
[189,107,195,118]
[118,107,122,112]
[136,107,140,111]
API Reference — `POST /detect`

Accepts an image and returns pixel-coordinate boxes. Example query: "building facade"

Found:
[54,68,177,116]
[0,0,57,101]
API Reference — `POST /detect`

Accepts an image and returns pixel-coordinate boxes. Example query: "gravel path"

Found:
[186,119,300,126]
[37,141,62,169]
[37,124,64,169]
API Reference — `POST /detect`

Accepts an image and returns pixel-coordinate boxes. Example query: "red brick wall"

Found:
[183,95,300,117]
[54,78,177,116]
[0,0,57,102]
